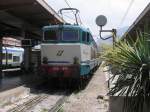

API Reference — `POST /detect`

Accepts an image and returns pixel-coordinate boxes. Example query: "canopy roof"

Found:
[0,0,64,39]
[123,3,150,40]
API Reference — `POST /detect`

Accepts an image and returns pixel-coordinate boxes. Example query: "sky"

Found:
[45,0,150,42]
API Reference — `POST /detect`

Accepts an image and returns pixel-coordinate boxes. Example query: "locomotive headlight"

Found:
[42,57,48,64]
[73,57,80,64]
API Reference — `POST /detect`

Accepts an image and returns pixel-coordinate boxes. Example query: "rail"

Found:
[49,96,68,112]
[8,94,49,112]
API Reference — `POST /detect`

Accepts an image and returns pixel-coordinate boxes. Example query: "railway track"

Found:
[49,95,68,112]
[8,94,49,112]
[0,77,85,112]
[7,90,71,112]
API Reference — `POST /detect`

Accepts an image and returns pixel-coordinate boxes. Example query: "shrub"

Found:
[102,31,150,112]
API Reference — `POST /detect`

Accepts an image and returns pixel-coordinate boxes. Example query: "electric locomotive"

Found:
[40,8,100,80]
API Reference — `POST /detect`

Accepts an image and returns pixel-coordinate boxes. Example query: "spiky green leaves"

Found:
[102,31,150,112]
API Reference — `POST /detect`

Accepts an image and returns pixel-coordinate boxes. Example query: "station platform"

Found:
[63,66,109,112]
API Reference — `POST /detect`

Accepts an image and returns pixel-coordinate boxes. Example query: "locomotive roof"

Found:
[43,24,98,47]
[43,24,90,32]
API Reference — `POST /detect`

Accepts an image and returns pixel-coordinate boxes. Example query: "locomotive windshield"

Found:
[44,30,59,41]
[43,29,78,42]
[62,30,78,41]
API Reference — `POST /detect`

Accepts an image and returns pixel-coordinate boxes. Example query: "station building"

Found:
[0,0,65,76]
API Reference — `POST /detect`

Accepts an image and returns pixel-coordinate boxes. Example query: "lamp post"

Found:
[95,15,117,47]
[95,15,117,89]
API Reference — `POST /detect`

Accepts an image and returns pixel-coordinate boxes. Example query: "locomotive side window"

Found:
[87,33,90,43]
[44,30,59,41]
[2,53,6,59]
[8,53,12,60]
[82,32,86,42]
[63,30,78,41]
[13,56,20,62]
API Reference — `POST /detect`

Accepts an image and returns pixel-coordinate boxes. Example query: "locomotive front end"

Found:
[41,25,81,79]
[41,43,81,78]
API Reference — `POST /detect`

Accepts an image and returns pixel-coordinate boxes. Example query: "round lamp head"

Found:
[95,15,107,27]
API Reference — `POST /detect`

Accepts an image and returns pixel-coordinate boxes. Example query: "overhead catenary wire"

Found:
[119,0,135,27]
[64,0,75,14]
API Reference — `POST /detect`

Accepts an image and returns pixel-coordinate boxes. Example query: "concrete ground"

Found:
[63,66,109,112]
[0,71,43,92]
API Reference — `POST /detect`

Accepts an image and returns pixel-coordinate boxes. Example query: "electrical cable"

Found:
[63,0,83,25]
[64,0,75,14]
[119,0,135,27]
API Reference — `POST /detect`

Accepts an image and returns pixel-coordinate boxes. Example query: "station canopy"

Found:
[124,3,150,40]
[0,0,64,39]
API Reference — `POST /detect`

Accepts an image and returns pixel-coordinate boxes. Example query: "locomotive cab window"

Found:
[62,30,78,41]
[44,30,59,41]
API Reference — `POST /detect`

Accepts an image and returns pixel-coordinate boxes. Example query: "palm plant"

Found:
[102,31,150,112]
